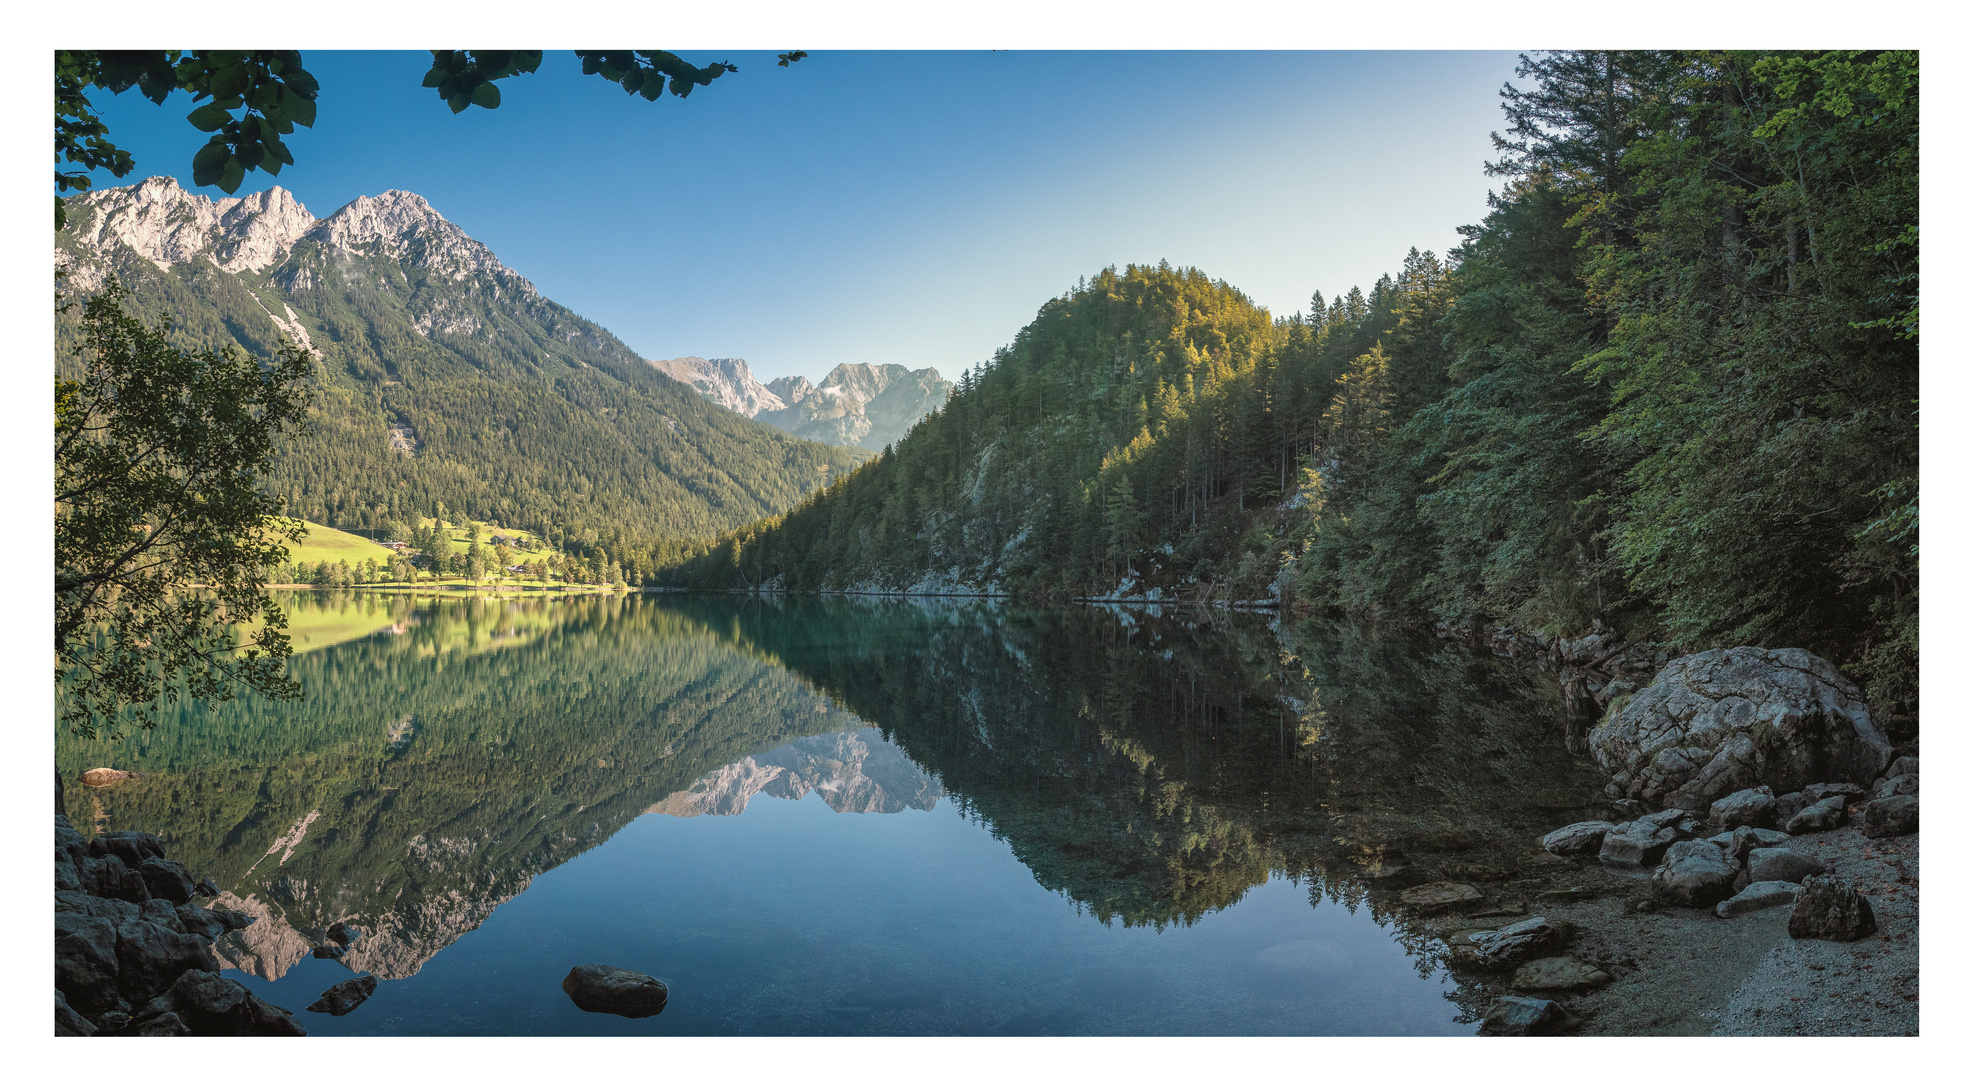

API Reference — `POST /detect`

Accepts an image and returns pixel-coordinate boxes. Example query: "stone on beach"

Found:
[1715,880,1802,918]
[1540,821,1614,857]
[1707,786,1777,830]
[1469,916,1576,969]
[1652,840,1740,907]
[1398,881,1484,913]
[1860,795,1917,838]
[1785,798,1846,834]
[1787,875,1876,941]
[1747,846,1828,885]
[1480,995,1566,1036]
[1509,956,1613,991]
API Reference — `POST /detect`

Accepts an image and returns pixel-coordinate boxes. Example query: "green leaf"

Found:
[191,139,228,186]
[447,92,471,114]
[281,68,319,97]
[218,156,245,194]
[422,63,448,89]
[471,80,501,109]
[209,63,250,100]
[186,102,232,132]
[288,93,316,128]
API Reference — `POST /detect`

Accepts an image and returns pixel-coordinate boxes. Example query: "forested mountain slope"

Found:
[55,178,862,569]
[667,50,1918,728]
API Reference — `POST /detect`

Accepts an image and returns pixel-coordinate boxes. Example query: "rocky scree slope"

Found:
[55,178,860,542]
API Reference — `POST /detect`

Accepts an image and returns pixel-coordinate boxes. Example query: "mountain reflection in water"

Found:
[59,592,1605,1035]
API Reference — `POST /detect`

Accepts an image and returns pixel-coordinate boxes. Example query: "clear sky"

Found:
[76,50,1524,383]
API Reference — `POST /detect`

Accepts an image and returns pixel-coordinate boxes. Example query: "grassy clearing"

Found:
[281,519,398,566]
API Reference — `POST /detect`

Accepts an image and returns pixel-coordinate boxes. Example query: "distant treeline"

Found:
[660,51,1918,726]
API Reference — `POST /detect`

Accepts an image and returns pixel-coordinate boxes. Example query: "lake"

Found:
[57,592,1606,1036]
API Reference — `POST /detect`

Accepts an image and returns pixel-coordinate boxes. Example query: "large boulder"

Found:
[1398,881,1484,913]
[1707,787,1777,829]
[1589,647,1893,813]
[1785,798,1846,834]
[1747,847,1828,884]
[562,964,669,1018]
[1652,840,1740,907]
[55,912,121,1013]
[1704,826,1788,869]
[1541,821,1615,857]
[307,974,379,1017]
[137,858,198,905]
[1861,795,1918,838]
[1468,917,1576,969]
[1509,956,1613,991]
[114,915,220,1003]
[169,970,306,1036]
[1788,876,1876,941]
[1598,818,1680,868]
[88,830,166,866]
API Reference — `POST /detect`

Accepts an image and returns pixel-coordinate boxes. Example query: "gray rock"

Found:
[1652,840,1741,907]
[1886,755,1917,778]
[139,898,186,934]
[56,990,97,1037]
[1598,820,1677,867]
[1541,821,1615,857]
[312,943,348,960]
[54,816,90,865]
[195,878,222,898]
[169,970,307,1036]
[1705,826,1789,868]
[1788,875,1876,941]
[1861,794,1918,838]
[1708,786,1777,829]
[130,1011,191,1036]
[207,906,256,932]
[1748,846,1828,884]
[1588,647,1893,813]
[90,853,152,903]
[1774,791,1811,822]
[137,858,197,904]
[307,974,379,1016]
[56,889,139,922]
[1872,772,1918,799]
[1481,995,1566,1036]
[115,913,220,1002]
[562,964,670,1018]
[1715,880,1802,918]
[88,830,166,866]
[1509,956,1614,991]
[55,912,121,1013]
[1398,881,1484,913]
[1469,917,1577,968]
[174,902,227,942]
[1785,798,1845,833]
[1802,782,1867,803]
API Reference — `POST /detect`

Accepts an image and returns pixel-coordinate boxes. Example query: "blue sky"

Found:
[77,50,1524,383]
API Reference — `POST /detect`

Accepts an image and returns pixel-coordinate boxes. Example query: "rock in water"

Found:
[1589,647,1893,813]
[1469,917,1577,968]
[1861,795,1918,838]
[1707,786,1777,829]
[1715,880,1802,918]
[562,964,669,1018]
[1397,881,1484,913]
[1788,876,1876,941]
[169,970,306,1035]
[1481,995,1566,1036]
[1541,821,1615,857]
[1652,840,1740,907]
[1747,847,1827,884]
[1509,956,1614,991]
[307,974,379,1016]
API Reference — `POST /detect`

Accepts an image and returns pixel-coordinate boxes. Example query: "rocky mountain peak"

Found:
[649,356,787,416]
[304,190,504,279]
[61,176,318,276]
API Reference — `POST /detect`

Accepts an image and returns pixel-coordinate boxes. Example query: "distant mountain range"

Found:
[55,178,863,555]
[651,355,953,449]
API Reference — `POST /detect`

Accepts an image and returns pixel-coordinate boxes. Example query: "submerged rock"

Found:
[1589,647,1893,813]
[1715,880,1802,918]
[1788,876,1876,941]
[1481,995,1566,1036]
[1398,881,1484,913]
[1541,821,1615,857]
[307,974,379,1016]
[563,964,669,1018]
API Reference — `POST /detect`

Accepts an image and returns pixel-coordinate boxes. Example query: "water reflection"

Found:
[59,592,1604,1032]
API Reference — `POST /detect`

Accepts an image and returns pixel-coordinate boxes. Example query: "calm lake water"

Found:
[58,592,1605,1036]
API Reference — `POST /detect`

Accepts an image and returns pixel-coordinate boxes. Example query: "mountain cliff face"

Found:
[650,354,953,450]
[645,728,944,817]
[55,179,862,548]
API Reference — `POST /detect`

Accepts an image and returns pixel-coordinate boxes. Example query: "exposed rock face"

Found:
[1788,876,1876,941]
[563,964,669,1018]
[649,356,787,416]
[759,363,954,449]
[165,970,307,1036]
[1652,840,1740,907]
[1590,647,1893,813]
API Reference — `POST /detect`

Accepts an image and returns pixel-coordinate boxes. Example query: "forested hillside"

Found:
[55,180,863,580]
[665,51,1917,725]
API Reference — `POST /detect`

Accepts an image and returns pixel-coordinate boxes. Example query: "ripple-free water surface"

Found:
[61,592,1605,1035]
